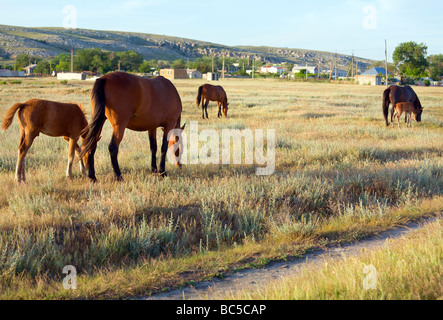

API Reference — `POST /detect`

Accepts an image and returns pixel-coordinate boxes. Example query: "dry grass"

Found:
[228,219,443,300]
[0,77,442,299]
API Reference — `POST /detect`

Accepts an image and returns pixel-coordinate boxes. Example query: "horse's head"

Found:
[223,101,229,117]
[415,107,423,122]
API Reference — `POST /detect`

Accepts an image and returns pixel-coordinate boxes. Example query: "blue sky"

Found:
[1,0,442,61]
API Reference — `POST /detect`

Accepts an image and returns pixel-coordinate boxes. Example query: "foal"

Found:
[2,99,89,182]
[392,102,422,128]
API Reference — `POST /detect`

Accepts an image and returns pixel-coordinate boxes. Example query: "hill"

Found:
[0,24,375,70]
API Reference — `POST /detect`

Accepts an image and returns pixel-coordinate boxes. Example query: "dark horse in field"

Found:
[80,72,184,182]
[196,84,229,119]
[382,85,423,126]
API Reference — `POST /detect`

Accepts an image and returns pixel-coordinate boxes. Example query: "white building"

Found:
[187,69,202,79]
[292,65,318,74]
[260,65,287,74]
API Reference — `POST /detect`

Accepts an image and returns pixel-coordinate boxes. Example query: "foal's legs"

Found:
[66,138,77,178]
[396,110,402,128]
[64,136,87,176]
[148,129,158,173]
[15,131,36,183]
[109,124,126,181]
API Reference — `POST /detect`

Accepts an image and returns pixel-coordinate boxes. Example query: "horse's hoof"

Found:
[116,176,124,182]
[89,177,98,183]
[159,171,167,178]
[151,168,158,174]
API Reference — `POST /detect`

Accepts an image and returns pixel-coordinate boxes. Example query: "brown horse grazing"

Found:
[79,72,184,182]
[1,99,88,183]
[382,85,423,126]
[196,84,229,119]
[393,102,423,128]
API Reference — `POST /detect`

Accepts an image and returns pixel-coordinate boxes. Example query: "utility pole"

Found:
[334,53,337,81]
[222,54,225,80]
[385,40,389,88]
[212,53,214,73]
[252,59,255,79]
[70,47,74,73]
[329,55,333,80]
[351,51,354,78]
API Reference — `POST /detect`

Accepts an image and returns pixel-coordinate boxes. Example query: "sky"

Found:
[1,0,442,62]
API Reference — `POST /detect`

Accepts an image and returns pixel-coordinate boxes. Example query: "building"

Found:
[23,64,38,76]
[159,69,188,80]
[292,65,318,74]
[57,72,87,80]
[356,67,389,86]
[206,72,219,81]
[186,69,202,79]
[0,69,25,77]
[260,66,287,74]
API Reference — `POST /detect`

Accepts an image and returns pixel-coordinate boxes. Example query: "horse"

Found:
[382,85,423,126]
[392,102,423,128]
[1,99,88,183]
[196,84,229,119]
[79,72,184,183]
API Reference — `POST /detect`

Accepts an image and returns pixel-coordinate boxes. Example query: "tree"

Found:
[171,59,186,69]
[116,50,143,72]
[393,42,428,78]
[138,60,153,73]
[428,54,443,79]
[34,61,50,74]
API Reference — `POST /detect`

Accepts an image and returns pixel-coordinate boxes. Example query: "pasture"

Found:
[0,77,442,299]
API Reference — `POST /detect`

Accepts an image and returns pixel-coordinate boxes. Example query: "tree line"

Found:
[3,41,442,81]
[5,49,264,76]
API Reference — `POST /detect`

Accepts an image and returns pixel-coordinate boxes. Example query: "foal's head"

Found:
[414,105,423,122]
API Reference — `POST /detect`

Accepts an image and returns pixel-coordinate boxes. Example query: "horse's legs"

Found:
[217,102,222,118]
[87,145,97,182]
[202,99,206,119]
[148,129,158,173]
[109,125,126,181]
[15,131,36,183]
[159,126,174,177]
[203,99,209,119]
[396,110,402,128]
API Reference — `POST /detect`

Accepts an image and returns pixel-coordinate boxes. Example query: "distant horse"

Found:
[79,72,184,182]
[2,99,88,183]
[392,102,423,128]
[382,85,423,126]
[196,84,229,119]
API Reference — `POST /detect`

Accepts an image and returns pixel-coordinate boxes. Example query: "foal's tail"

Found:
[196,85,203,107]
[2,102,26,131]
[382,87,391,126]
[79,78,107,158]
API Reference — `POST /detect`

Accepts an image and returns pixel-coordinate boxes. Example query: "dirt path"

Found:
[141,217,440,300]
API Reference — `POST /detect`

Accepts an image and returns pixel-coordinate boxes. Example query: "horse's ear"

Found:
[181,123,186,130]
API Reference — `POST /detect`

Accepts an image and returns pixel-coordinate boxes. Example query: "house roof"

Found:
[361,67,389,76]
[23,64,38,70]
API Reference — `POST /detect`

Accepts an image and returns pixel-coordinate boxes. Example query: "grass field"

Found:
[0,77,442,299]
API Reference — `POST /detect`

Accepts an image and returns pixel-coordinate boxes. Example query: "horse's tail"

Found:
[196,85,203,107]
[382,87,391,126]
[2,102,26,131]
[79,78,107,158]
